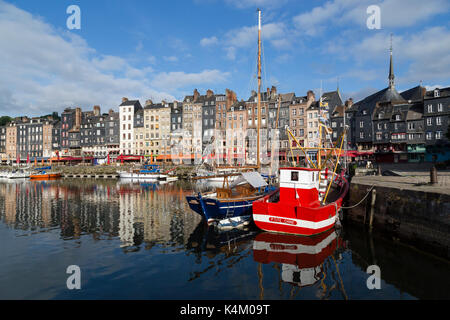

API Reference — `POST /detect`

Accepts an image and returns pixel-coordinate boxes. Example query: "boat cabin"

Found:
[279,168,321,206]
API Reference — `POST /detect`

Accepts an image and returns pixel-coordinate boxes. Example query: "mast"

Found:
[256,8,262,169]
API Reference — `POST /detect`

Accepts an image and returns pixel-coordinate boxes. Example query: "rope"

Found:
[340,185,376,209]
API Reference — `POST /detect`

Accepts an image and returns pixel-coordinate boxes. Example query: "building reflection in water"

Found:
[0,179,202,250]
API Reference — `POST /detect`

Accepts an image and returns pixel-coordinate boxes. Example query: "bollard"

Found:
[430,166,437,184]
[377,165,382,176]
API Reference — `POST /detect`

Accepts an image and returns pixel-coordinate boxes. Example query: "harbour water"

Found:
[0,179,448,300]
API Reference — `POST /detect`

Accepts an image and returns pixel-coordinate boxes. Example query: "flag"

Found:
[107,153,110,165]
[27,154,30,164]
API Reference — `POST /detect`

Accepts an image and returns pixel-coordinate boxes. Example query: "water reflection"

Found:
[0,179,202,250]
[0,179,448,300]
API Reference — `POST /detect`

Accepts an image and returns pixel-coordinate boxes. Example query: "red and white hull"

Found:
[252,168,349,236]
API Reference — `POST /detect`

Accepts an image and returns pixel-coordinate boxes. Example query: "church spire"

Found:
[388,33,395,90]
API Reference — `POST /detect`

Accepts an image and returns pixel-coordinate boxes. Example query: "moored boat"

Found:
[7,169,30,179]
[29,172,61,180]
[252,167,348,236]
[186,171,276,226]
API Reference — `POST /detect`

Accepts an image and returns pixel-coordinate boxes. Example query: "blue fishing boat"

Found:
[186,172,276,226]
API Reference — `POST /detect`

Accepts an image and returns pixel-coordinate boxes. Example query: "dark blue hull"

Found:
[186,186,277,222]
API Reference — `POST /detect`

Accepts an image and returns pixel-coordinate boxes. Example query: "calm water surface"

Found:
[0,179,448,300]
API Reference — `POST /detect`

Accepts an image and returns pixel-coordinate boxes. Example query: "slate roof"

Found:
[400,85,425,101]
[119,100,140,107]
[353,87,406,116]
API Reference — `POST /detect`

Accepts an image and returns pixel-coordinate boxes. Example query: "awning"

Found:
[230,172,268,189]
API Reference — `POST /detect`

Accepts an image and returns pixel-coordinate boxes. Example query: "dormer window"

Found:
[395,114,401,121]
[434,89,440,98]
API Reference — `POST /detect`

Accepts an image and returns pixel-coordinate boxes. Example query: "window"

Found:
[291,171,299,181]
[408,134,414,140]
[437,103,443,112]
[436,131,442,139]
[332,122,337,128]
[395,115,401,121]
[436,117,442,125]
[292,109,296,116]
[426,132,432,140]
[408,123,414,130]
[359,121,364,128]
[360,132,364,139]
[427,105,433,113]
[427,118,432,126]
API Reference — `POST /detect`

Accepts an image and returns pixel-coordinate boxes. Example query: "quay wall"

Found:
[346,181,450,259]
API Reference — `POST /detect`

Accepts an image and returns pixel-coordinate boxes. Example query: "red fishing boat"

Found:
[252,167,348,236]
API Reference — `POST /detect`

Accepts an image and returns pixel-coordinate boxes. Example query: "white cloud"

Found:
[163,56,179,62]
[0,0,176,115]
[151,70,230,90]
[225,47,236,60]
[200,36,218,47]
[0,1,231,115]
[293,0,450,36]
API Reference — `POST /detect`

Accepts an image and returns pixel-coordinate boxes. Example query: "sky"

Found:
[0,0,449,117]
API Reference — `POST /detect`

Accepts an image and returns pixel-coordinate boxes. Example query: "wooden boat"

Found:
[187,171,276,226]
[30,172,61,180]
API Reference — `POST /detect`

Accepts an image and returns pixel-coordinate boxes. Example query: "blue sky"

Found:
[0,0,449,116]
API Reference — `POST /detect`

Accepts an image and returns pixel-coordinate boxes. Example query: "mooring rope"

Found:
[340,185,376,210]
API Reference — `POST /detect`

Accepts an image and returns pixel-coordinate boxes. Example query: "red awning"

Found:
[116,155,144,161]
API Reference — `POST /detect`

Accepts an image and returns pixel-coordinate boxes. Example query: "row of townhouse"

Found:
[329,47,450,163]
[0,106,121,161]
[2,46,447,165]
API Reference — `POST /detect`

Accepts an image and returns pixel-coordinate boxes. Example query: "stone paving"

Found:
[352,171,450,195]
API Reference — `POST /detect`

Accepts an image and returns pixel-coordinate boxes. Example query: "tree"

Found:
[0,116,12,126]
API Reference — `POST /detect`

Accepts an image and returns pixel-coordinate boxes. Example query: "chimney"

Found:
[270,86,277,98]
[307,90,315,101]
[109,109,114,115]
[145,99,153,106]
[75,108,82,129]
[193,89,200,102]
[345,98,353,109]
[267,88,270,97]
[93,105,101,116]
[226,89,237,108]
[122,97,128,103]
[206,89,214,98]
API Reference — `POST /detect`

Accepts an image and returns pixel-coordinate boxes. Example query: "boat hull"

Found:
[119,172,159,180]
[186,194,256,223]
[30,173,61,180]
[252,177,349,236]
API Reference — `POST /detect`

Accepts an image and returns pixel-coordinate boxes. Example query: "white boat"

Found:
[7,169,30,179]
[118,171,159,180]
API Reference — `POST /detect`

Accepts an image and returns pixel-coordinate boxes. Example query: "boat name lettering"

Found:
[269,217,297,225]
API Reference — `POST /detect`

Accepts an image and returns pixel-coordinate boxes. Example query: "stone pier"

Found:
[346,171,450,259]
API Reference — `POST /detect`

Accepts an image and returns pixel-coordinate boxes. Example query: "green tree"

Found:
[0,116,12,126]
